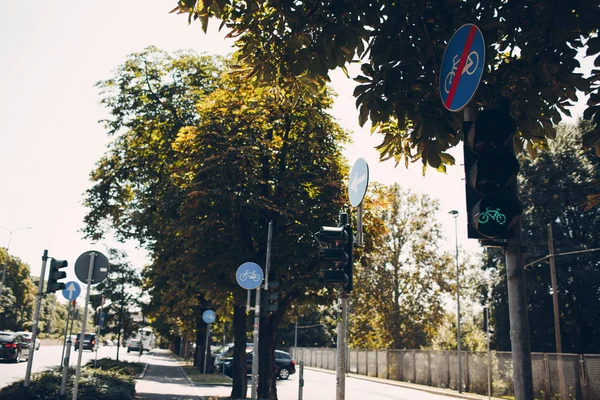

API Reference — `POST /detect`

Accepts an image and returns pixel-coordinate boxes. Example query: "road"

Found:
[274,368,462,400]
[0,344,143,389]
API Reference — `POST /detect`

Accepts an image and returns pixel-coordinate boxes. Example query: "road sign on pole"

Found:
[74,250,110,285]
[202,310,215,324]
[236,262,263,290]
[439,24,485,112]
[348,158,369,207]
[62,281,81,301]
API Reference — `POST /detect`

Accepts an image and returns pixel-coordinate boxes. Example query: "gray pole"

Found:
[60,300,74,397]
[335,291,347,400]
[94,296,105,368]
[24,250,48,388]
[298,361,304,400]
[73,252,96,400]
[203,323,211,375]
[60,300,73,370]
[251,221,273,399]
[294,319,298,361]
[0,226,32,298]
[505,218,534,399]
[485,306,491,400]
[449,210,462,392]
[547,223,566,397]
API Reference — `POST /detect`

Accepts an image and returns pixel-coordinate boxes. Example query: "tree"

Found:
[0,250,35,331]
[350,183,455,349]
[91,248,142,360]
[173,0,599,175]
[84,48,350,399]
[486,121,600,353]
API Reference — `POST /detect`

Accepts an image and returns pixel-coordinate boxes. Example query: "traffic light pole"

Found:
[336,289,347,400]
[505,218,534,400]
[24,250,49,388]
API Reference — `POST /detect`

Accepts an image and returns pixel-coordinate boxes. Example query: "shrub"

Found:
[0,358,140,400]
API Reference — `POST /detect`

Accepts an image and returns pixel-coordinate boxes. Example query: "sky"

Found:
[0,1,592,295]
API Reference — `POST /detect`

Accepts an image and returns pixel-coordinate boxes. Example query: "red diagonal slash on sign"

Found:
[444,25,478,109]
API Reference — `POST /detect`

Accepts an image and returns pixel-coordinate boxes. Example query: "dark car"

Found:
[0,331,30,363]
[223,349,296,380]
[74,333,97,351]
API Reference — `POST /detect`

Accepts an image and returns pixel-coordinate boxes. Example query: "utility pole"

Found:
[547,223,566,398]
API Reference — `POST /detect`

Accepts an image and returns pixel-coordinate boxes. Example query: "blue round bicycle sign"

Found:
[202,310,216,324]
[439,24,485,112]
[236,262,263,290]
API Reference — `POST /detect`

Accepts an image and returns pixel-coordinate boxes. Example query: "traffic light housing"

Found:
[266,281,280,313]
[47,259,68,293]
[316,218,353,292]
[464,107,523,239]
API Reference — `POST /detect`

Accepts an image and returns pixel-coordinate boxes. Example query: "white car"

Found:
[17,332,40,350]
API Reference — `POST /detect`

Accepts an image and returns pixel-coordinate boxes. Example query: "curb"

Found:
[305,366,503,400]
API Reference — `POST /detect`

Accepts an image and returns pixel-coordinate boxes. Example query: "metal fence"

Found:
[292,348,600,400]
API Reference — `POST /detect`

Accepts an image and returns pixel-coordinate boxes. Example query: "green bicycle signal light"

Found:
[464,106,523,240]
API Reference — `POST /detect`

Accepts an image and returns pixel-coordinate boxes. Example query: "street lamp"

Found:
[0,226,33,298]
[449,210,462,393]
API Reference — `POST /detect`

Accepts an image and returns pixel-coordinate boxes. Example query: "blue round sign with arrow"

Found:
[439,23,485,112]
[62,281,81,301]
[236,262,264,290]
[202,310,216,324]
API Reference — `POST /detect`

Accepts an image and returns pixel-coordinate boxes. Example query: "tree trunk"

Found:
[194,313,205,368]
[231,304,248,399]
[257,313,277,399]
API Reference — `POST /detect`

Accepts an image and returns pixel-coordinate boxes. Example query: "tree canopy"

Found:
[173,0,599,176]
[486,121,600,353]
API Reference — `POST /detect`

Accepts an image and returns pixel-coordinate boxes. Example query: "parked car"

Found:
[127,338,141,353]
[0,331,30,362]
[16,332,40,350]
[74,333,97,351]
[223,349,296,380]
[214,343,253,372]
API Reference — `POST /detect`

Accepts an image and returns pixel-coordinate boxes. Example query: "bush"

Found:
[0,358,141,400]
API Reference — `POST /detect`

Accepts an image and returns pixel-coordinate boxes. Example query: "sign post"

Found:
[72,251,109,400]
[202,310,216,375]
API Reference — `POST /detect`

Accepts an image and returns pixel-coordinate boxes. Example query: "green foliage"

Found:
[486,121,600,353]
[350,183,455,349]
[0,250,36,331]
[174,0,599,173]
[0,359,139,400]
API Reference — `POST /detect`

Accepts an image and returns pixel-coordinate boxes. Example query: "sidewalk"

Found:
[135,349,231,400]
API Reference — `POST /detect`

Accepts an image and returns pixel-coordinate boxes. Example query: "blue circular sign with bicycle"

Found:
[202,310,216,324]
[439,24,485,112]
[236,262,264,290]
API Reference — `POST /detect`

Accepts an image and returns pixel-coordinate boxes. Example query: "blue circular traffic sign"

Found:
[202,310,216,324]
[236,262,263,290]
[439,24,485,112]
[62,281,81,301]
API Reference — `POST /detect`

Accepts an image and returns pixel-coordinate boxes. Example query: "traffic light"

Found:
[266,281,280,313]
[464,107,523,239]
[315,216,353,292]
[47,259,68,293]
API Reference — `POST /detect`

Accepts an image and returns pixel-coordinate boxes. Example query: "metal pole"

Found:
[547,223,566,398]
[294,319,298,361]
[203,323,211,375]
[60,301,73,370]
[251,221,272,399]
[336,290,347,400]
[298,361,304,400]
[505,218,534,400]
[0,226,32,298]
[60,301,74,398]
[450,210,462,392]
[486,307,491,400]
[73,252,96,400]
[24,250,48,388]
[356,204,364,247]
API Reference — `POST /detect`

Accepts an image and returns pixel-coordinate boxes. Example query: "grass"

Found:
[173,354,232,385]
